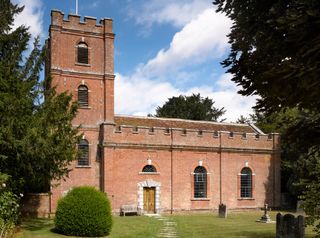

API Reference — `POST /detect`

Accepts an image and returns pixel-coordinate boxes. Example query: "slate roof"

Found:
[114,115,258,133]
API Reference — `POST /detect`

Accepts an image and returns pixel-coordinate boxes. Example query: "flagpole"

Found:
[76,0,78,15]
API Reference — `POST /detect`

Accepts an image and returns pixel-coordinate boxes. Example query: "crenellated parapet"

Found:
[50,9,113,35]
[102,124,280,153]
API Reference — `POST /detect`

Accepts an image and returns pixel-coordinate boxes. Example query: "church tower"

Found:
[47,10,115,211]
[48,10,115,124]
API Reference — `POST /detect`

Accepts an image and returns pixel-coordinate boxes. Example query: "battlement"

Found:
[103,124,280,152]
[50,9,113,34]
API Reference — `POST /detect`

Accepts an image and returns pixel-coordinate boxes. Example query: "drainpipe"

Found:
[219,131,222,205]
[103,20,106,121]
[272,134,276,207]
[49,189,52,218]
[170,128,173,214]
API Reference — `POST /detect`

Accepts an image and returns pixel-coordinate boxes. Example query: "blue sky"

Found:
[13,0,257,122]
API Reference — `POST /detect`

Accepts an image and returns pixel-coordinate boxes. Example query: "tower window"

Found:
[78,139,89,166]
[194,166,207,198]
[78,85,88,107]
[77,42,88,64]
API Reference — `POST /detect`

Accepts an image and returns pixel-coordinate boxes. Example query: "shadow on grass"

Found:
[21,218,54,232]
[235,231,274,238]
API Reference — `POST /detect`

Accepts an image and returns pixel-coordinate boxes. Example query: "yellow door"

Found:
[143,187,155,213]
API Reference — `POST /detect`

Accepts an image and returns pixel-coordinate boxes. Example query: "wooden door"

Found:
[143,187,155,213]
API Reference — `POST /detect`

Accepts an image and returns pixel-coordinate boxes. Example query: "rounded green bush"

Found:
[54,186,112,237]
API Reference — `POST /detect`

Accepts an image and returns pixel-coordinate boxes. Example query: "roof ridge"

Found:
[114,114,249,127]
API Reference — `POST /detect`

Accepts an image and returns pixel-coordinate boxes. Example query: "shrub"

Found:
[0,218,15,238]
[54,186,112,237]
[0,191,20,224]
[0,173,20,238]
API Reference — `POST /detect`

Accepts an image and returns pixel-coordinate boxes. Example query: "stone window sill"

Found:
[79,106,91,109]
[191,198,210,201]
[75,165,91,168]
[75,62,91,67]
[238,197,255,200]
[139,172,160,175]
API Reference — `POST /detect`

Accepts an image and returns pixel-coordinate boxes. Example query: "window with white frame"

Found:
[194,166,207,198]
[240,167,252,198]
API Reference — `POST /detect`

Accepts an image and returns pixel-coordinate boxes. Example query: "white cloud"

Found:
[140,8,231,77]
[116,2,256,122]
[128,0,210,29]
[12,0,44,39]
[115,0,256,121]
[115,72,257,122]
[115,73,180,116]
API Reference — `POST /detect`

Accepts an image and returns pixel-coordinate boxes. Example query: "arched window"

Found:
[142,165,157,173]
[240,167,252,198]
[78,139,89,166]
[78,85,88,107]
[77,42,88,64]
[194,166,207,198]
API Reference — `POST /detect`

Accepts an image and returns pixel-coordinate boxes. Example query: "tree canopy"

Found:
[214,0,320,113]
[214,0,320,233]
[154,93,226,122]
[0,0,79,193]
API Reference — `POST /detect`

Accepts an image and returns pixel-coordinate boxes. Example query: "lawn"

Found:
[14,216,163,238]
[172,211,315,238]
[14,211,316,238]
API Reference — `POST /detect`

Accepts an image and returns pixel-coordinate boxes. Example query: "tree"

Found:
[214,0,320,233]
[214,0,320,113]
[154,93,226,122]
[0,0,79,193]
[236,115,250,124]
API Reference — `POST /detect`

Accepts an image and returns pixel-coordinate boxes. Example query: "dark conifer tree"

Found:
[0,0,80,193]
[154,94,226,122]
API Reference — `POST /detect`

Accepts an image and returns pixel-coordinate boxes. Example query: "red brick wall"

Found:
[21,193,50,218]
[51,137,280,214]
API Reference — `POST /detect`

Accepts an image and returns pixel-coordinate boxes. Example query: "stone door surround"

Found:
[137,179,161,214]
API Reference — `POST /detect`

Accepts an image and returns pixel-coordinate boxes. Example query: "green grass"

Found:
[172,211,316,238]
[14,212,316,238]
[14,216,162,238]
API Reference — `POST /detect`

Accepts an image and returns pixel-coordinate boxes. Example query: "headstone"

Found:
[276,213,305,238]
[218,203,227,218]
[276,213,284,237]
[295,215,305,238]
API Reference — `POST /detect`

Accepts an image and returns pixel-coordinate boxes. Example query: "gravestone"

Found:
[257,204,274,223]
[276,213,305,238]
[218,204,227,218]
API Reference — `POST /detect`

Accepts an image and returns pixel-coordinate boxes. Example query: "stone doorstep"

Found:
[161,230,176,232]
[144,213,161,217]
[158,235,178,238]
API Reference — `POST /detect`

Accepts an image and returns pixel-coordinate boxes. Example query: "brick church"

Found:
[47,10,281,214]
